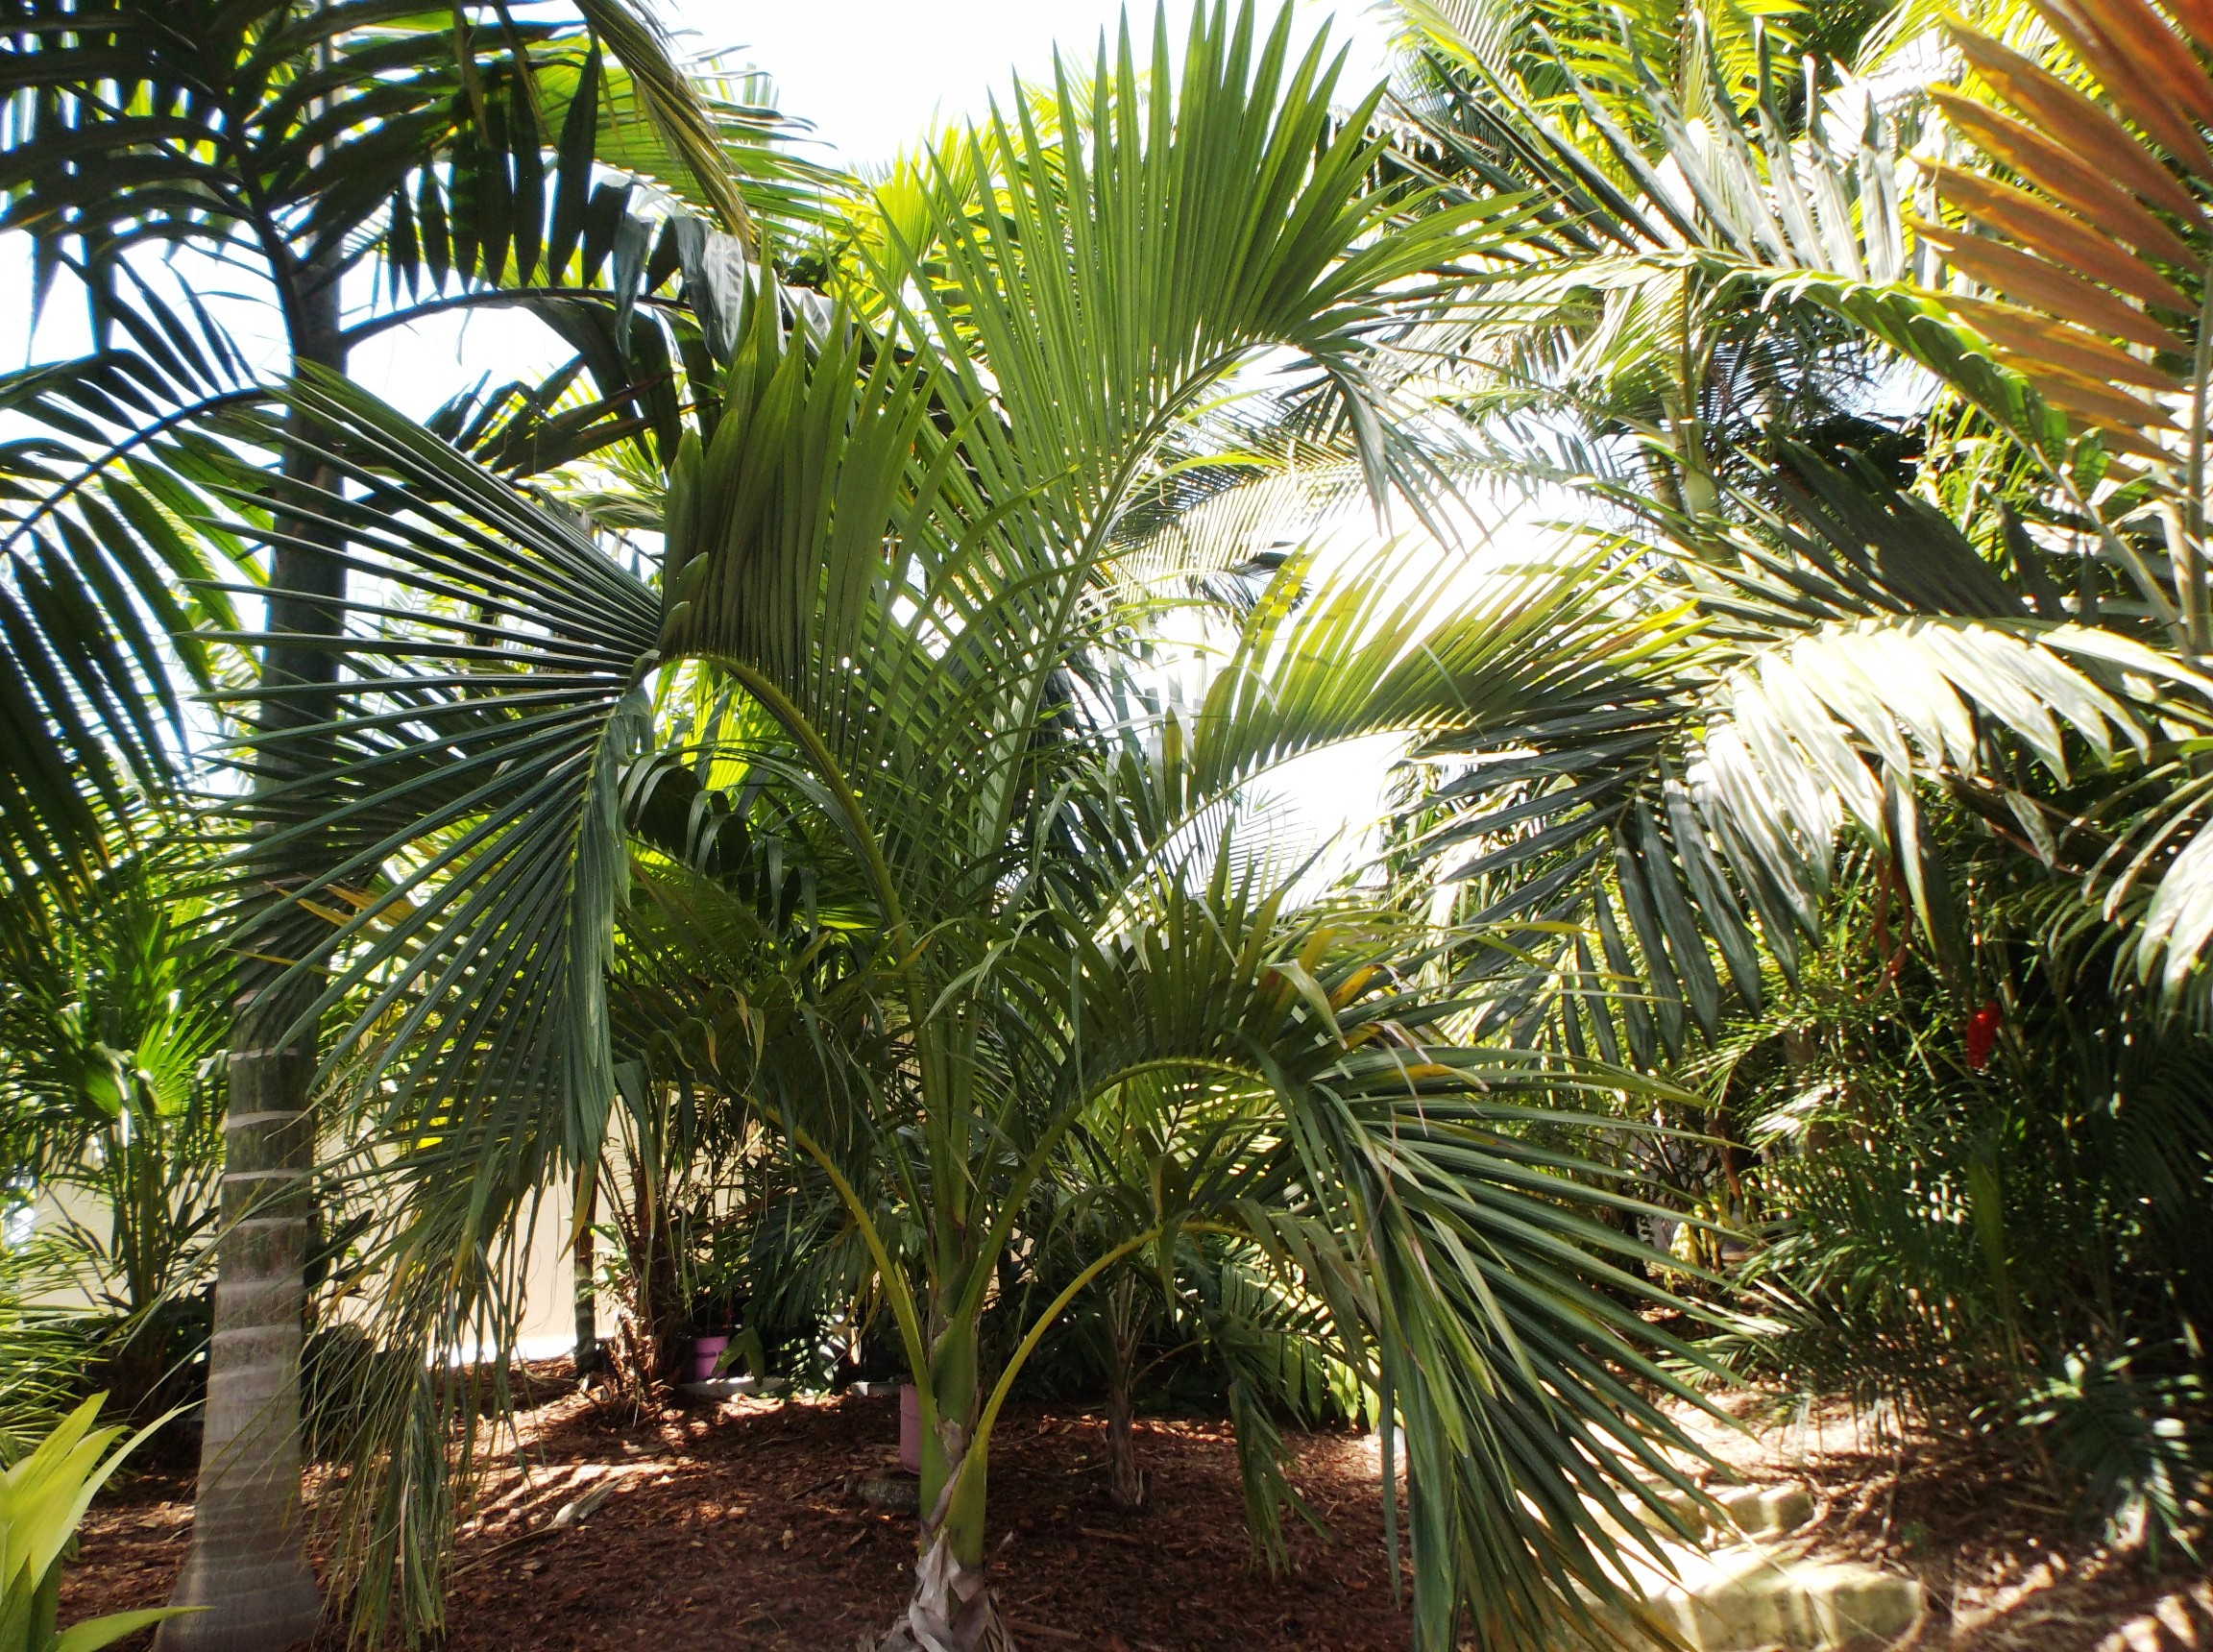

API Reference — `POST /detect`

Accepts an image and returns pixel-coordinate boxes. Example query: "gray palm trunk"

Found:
[159,266,346,1652]
[158,1008,322,1650]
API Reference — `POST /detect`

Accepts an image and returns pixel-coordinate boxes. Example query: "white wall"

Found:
[12,1171,602,1363]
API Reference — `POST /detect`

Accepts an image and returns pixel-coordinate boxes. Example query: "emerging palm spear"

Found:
[207,6,1726,1649]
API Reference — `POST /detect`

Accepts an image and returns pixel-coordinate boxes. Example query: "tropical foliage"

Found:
[0,847,224,1430]
[4,0,2213,1649]
[0,1396,183,1652]
[1381,0,2213,1554]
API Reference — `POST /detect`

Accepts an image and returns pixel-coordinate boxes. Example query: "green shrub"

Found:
[0,1395,191,1652]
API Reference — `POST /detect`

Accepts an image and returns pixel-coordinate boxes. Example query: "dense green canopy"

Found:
[3,0,2212,1647]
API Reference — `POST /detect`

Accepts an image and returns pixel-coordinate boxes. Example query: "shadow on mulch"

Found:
[62,1385,1413,1652]
[78,1381,2210,1651]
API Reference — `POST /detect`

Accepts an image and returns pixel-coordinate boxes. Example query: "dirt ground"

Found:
[59,1375,2212,1651]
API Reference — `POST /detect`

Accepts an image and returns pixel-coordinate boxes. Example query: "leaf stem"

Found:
[788,1125,931,1394]
[2186,277,2213,658]
[969,1226,1163,1456]
[706,657,916,966]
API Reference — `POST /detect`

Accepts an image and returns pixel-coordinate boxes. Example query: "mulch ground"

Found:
[61,1377,2213,1651]
[62,1376,1415,1652]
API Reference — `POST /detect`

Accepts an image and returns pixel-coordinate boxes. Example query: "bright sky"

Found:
[670,1,1396,170]
[7,3,1400,387]
[7,1,1401,394]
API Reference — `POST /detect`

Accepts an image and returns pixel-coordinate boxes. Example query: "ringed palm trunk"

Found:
[159,266,345,1652]
[159,970,323,1651]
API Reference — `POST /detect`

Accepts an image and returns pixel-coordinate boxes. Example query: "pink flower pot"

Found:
[690,1335,730,1383]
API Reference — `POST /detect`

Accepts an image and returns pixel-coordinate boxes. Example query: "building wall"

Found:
[12,1173,602,1363]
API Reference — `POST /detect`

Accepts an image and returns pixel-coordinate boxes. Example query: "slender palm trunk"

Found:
[106,1120,172,1422]
[878,1312,1009,1652]
[632,1158,684,1386]
[159,260,345,1652]
[1105,1382,1143,1511]
[573,1160,600,1379]
[1103,1275,1145,1510]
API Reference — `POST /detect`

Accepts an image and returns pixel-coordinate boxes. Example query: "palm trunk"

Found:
[159,253,345,1652]
[878,1437,1010,1652]
[106,1121,173,1424]
[158,1002,322,1651]
[1105,1381,1143,1512]
[877,1313,1010,1652]
[635,1165,684,1387]
[573,1160,600,1379]
[1104,1275,1144,1510]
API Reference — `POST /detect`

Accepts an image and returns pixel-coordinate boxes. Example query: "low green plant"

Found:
[0,851,227,1422]
[1705,831,2213,1554]
[2024,1350,2204,1564]
[0,1395,190,1652]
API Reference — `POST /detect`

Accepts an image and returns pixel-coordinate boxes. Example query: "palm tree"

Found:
[1341,0,2213,1069]
[193,7,1760,1646]
[0,4,828,1643]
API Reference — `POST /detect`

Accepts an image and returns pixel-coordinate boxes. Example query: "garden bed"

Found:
[59,1377,2209,1651]
[64,1373,1415,1652]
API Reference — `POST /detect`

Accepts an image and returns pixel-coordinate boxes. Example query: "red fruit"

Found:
[1966,1002,2002,1072]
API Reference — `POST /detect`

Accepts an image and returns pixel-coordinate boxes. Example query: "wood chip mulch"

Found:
[61,1384,1416,1652]
[72,1379,2211,1651]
